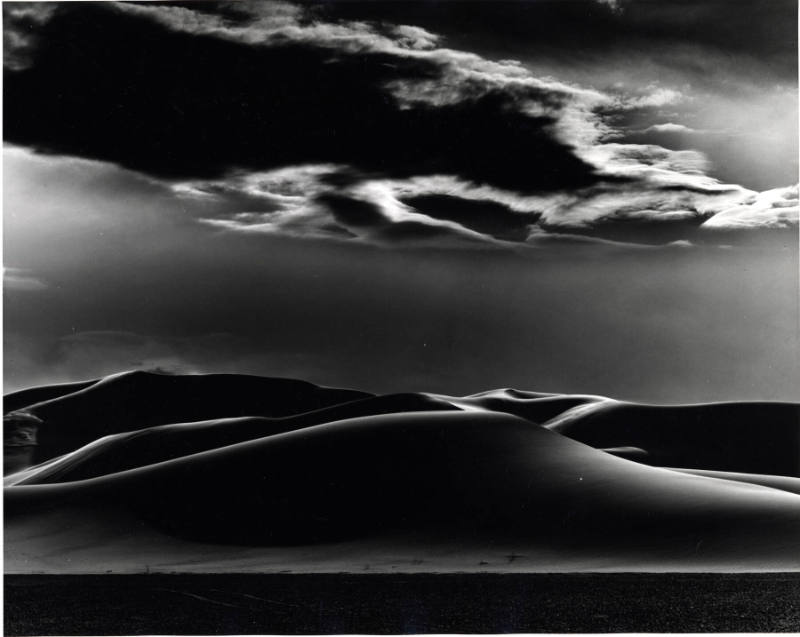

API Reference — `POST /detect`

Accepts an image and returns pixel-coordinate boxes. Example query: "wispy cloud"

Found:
[640,123,698,135]
[4,267,48,292]
[177,157,794,248]
[3,3,58,70]
[701,185,799,230]
[617,86,684,110]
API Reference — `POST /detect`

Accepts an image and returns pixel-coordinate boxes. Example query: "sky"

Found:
[3,0,799,402]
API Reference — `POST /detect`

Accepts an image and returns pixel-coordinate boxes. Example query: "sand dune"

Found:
[545,400,800,477]
[4,370,371,470]
[4,372,800,573]
[7,393,458,486]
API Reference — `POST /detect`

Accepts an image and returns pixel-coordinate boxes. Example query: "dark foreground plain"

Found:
[6,573,800,634]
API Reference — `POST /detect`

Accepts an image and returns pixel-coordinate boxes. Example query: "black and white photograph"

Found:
[3,0,799,633]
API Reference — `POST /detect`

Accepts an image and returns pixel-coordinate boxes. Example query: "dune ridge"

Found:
[5,372,800,573]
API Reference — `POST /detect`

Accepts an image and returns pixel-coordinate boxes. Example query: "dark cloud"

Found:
[3,2,599,194]
[3,2,795,249]
[317,194,389,229]
[315,2,798,193]
[322,1,797,81]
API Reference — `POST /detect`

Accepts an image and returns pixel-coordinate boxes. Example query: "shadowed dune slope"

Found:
[546,400,800,477]
[6,411,800,561]
[4,371,372,469]
[7,393,459,486]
